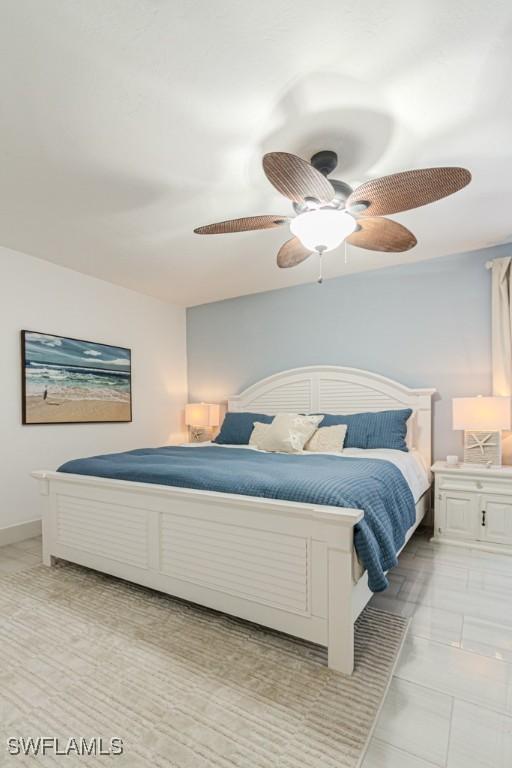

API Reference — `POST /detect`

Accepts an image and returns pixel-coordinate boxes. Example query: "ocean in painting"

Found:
[25,362,130,402]
[23,332,131,423]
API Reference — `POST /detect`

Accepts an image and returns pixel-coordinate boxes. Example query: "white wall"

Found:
[0,246,188,533]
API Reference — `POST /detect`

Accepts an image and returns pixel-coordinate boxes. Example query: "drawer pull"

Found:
[481,510,486,527]
[476,481,483,489]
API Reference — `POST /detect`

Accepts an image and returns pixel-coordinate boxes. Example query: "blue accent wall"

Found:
[187,247,507,460]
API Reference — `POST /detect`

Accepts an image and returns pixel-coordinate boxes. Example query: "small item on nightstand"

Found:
[184,403,220,442]
[446,455,459,467]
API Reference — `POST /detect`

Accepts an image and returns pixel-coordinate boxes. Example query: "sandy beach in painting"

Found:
[25,396,130,424]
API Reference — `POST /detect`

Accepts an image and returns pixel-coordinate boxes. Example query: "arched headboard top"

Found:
[228,366,436,469]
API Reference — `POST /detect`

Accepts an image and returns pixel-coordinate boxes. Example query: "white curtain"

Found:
[491,257,512,462]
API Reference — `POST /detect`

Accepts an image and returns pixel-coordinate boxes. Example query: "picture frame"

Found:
[21,330,132,425]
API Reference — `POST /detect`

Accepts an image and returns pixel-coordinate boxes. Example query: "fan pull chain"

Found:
[317,247,325,284]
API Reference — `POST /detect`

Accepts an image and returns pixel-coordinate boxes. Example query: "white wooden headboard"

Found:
[228,366,436,469]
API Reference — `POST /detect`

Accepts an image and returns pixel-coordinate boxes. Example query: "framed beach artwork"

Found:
[21,331,132,424]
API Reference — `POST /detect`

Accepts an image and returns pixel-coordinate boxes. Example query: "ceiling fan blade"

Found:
[346,217,417,252]
[347,167,471,217]
[263,152,336,204]
[277,237,313,268]
[194,215,288,235]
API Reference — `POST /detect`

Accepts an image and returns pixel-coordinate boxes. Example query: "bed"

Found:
[32,366,435,674]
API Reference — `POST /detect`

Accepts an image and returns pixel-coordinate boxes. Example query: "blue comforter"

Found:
[58,446,416,592]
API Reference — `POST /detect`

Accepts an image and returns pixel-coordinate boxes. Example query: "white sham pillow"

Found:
[304,424,348,453]
[249,421,271,448]
[256,413,323,454]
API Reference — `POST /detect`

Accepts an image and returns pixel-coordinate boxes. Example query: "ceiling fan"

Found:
[194,150,471,283]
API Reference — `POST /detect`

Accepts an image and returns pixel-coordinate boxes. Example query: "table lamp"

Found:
[185,403,220,442]
[452,395,511,466]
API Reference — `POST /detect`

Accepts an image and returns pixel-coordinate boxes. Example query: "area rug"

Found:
[0,562,408,767]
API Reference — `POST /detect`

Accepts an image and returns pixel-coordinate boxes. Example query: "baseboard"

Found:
[0,519,42,546]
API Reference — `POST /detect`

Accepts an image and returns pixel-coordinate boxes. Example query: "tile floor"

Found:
[1,531,511,767]
[365,530,512,768]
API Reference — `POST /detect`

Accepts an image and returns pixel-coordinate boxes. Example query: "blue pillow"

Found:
[318,409,412,451]
[214,412,274,445]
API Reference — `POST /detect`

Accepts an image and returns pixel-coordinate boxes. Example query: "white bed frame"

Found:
[33,366,435,674]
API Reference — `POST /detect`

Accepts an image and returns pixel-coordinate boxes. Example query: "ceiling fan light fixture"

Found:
[194,151,471,273]
[290,209,356,253]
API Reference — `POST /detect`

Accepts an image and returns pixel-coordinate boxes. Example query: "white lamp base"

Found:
[463,430,502,466]
[189,426,212,443]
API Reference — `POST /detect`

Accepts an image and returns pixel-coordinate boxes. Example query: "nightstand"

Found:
[431,461,512,553]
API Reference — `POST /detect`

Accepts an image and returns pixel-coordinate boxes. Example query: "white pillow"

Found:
[256,413,323,454]
[304,424,347,453]
[249,421,271,448]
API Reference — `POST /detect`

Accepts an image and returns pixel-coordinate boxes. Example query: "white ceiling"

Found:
[1,0,511,307]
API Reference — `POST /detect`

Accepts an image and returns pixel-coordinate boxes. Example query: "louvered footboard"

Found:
[33,470,365,674]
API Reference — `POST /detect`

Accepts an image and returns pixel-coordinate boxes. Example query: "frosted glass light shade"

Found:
[452,396,511,430]
[290,209,356,252]
[185,403,220,427]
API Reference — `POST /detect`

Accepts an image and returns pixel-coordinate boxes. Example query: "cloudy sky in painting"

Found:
[24,333,130,373]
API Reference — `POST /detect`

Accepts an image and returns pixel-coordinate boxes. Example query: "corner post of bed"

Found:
[325,513,361,675]
[32,471,55,567]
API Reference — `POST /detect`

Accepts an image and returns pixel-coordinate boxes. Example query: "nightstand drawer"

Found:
[437,475,484,491]
[437,473,512,495]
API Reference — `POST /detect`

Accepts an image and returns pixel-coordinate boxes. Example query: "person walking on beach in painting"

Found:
[42,386,59,407]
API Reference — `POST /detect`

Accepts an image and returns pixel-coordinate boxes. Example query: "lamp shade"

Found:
[184,403,220,428]
[452,396,511,431]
